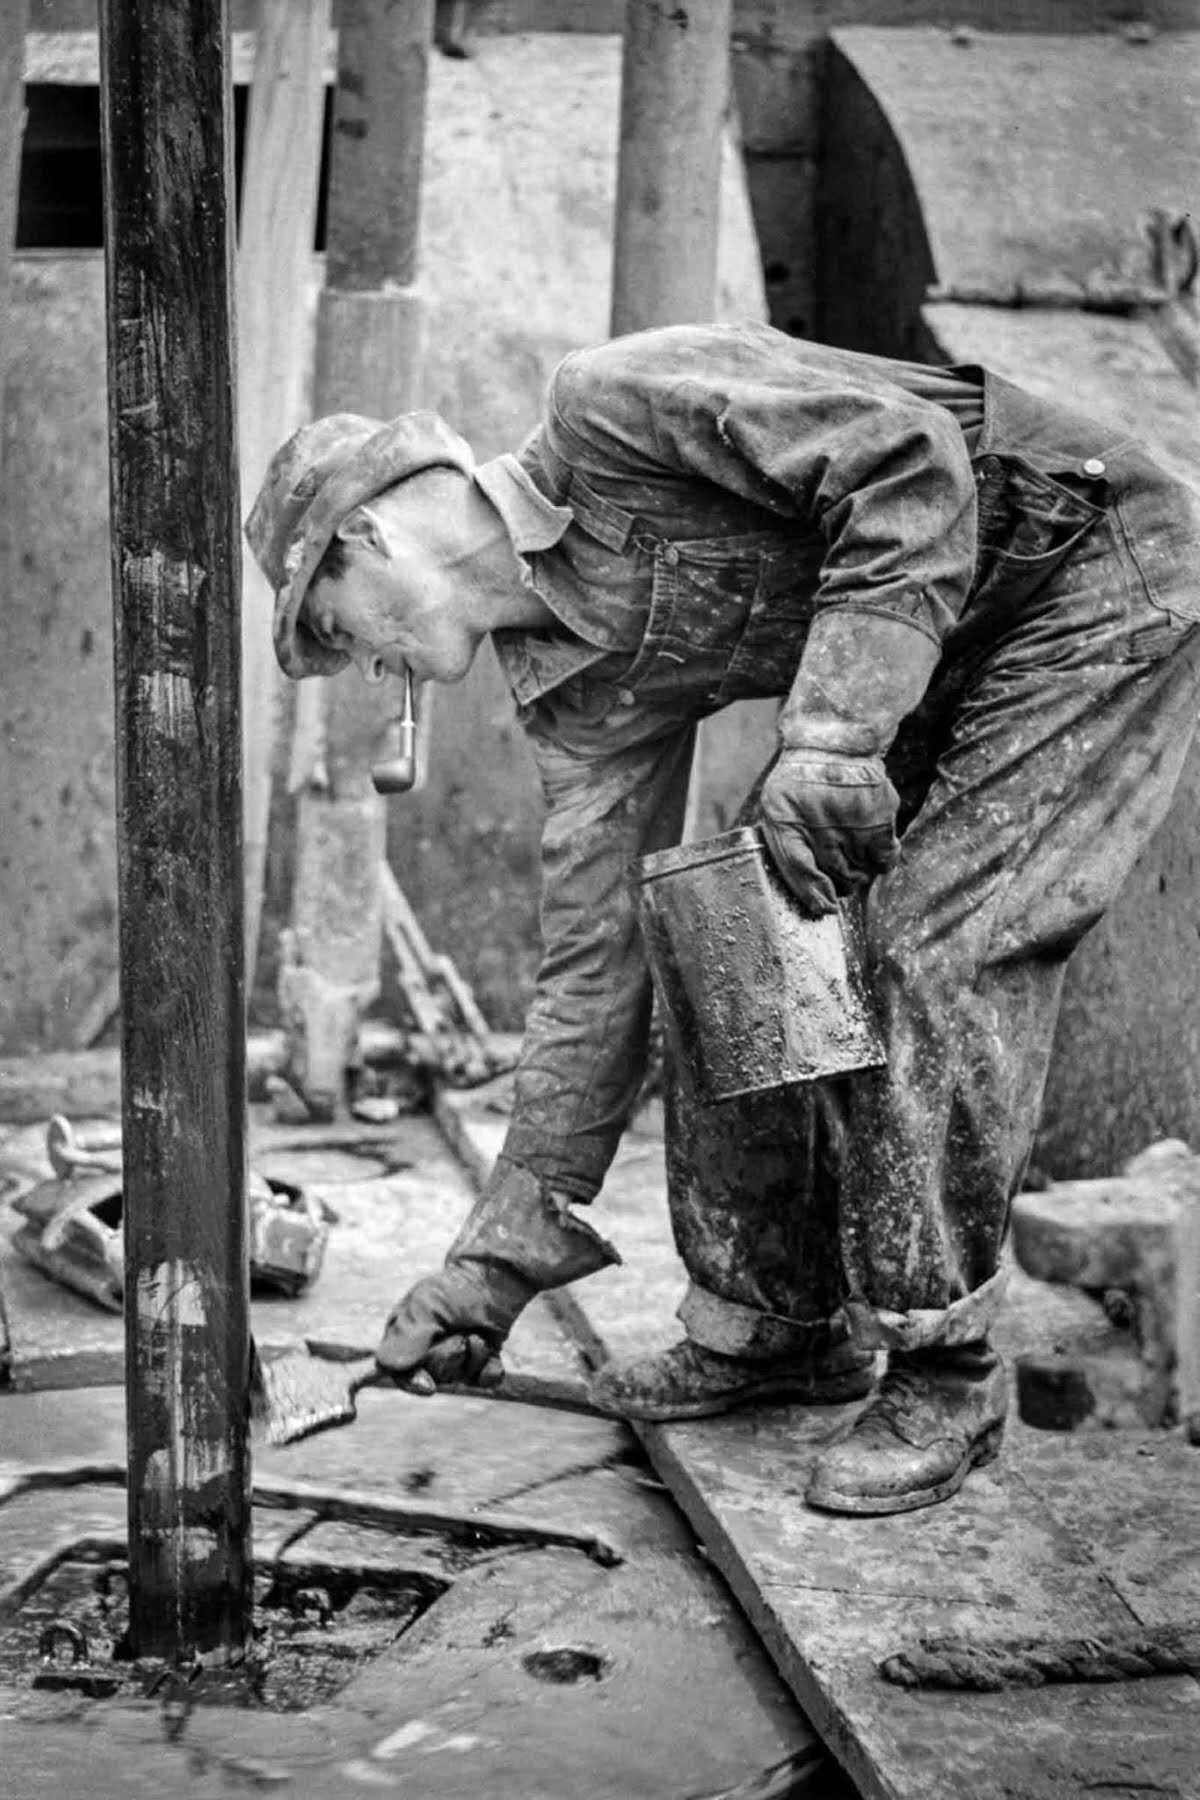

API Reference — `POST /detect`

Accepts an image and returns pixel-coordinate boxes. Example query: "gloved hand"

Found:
[377,1259,534,1389]
[760,609,941,912]
[376,1155,620,1390]
[760,750,900,914]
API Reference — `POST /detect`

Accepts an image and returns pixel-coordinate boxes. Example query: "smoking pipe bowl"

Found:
[372,667,418,794]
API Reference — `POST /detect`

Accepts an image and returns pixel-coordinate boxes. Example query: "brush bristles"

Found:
[267,1403,354,1447]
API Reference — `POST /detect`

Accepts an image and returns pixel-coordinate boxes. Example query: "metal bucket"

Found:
[635,825,885,1104]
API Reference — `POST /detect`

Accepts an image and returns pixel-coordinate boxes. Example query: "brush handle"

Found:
[340,1358,600,1417]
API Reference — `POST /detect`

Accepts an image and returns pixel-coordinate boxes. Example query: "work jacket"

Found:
[476,322,1200,1204]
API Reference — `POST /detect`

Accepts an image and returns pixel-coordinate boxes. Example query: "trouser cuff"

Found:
[677,1280,841,1359]
[843,1267,1008,1353]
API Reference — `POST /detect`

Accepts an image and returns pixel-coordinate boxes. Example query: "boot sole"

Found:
[588,1364,875,1424]
[803,1420,1005,1516]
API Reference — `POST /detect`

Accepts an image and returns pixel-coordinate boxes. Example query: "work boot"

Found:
[805,1343,1008,1516]
[587,1331,875,1422]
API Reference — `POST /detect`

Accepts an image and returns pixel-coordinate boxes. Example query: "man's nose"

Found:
[354,650,388,685]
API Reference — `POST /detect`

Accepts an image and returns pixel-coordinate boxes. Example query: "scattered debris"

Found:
[379,860,514,1088]
[246,1171,331,1298]
[8,1115,333,1308]
[0,1552,431,1712]
[270,866,516,1120]
[1011,1138,1200,1431]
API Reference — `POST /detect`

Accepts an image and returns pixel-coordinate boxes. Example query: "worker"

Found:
[247,322,1200,1515]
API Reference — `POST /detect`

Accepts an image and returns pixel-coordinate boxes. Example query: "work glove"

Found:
[760,751,901,915]
[376,1154,620,1390]
[760,609,942,915]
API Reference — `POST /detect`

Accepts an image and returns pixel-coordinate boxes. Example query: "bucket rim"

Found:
[635,823,765,885]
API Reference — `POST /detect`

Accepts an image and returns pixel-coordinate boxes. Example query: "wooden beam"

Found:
[237,0,330,990]
[610,0,734,336]
[26,1,1200,44]
[0,0,28,361]
[98,0,251,1661]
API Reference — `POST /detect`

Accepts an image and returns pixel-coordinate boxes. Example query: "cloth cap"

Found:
[245,410,475,679]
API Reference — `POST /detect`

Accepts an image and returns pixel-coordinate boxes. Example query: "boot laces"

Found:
[871,1361,929,1429]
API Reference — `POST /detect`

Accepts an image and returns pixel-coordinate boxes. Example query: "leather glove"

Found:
[760,609,941,913]
[376,1155,620,1389]
[760,750,900,914]
[376,1261,535,1389]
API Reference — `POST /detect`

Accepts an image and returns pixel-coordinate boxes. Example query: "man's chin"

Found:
[424,642,480,685]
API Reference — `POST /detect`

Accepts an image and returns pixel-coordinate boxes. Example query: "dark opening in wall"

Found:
[16,84,333,250]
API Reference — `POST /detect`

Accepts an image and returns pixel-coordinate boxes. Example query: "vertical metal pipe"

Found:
[610,0,733,337]
[98,0,251,1661]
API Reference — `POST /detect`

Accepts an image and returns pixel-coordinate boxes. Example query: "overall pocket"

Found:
[715,537,825,704]
[620,532,773,702]
[969,454,1106,616]
[1112,457,1200,628]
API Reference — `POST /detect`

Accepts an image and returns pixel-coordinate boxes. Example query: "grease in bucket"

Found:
[636,825,885,1103]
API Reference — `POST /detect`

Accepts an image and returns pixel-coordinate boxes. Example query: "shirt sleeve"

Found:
[498,692,696,1202]
[546,322,978,645]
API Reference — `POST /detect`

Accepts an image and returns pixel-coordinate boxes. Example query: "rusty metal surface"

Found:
[100,0,251,1660]
[638,829,884,1102]
[831,27,1200,299]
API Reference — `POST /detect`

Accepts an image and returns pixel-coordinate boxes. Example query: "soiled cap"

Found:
[245,410,475,678]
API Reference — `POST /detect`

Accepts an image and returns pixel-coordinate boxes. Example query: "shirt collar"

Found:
[473,453,573,559]
[475,450,629,705]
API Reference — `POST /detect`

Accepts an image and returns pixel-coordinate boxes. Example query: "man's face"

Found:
[303,528,480,686]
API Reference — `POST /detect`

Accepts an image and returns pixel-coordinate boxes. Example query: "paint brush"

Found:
[251,1343,601,1447]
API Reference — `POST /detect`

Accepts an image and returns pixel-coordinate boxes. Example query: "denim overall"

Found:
[489,328,1200,1354]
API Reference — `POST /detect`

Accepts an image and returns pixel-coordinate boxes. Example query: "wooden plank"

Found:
[431,1,1200,45]
[438,1084,1200,1800]
[647,1424,1200,1800]
[26,1,1200,55]
[0,0,27,1081]
[0,1,28,354]
[237,0,331,989]
[24,28,335,84]
[97,0,251,1659]
[26,1,1200,36]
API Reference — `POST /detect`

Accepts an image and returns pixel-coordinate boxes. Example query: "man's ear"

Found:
[337,505,388,556]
